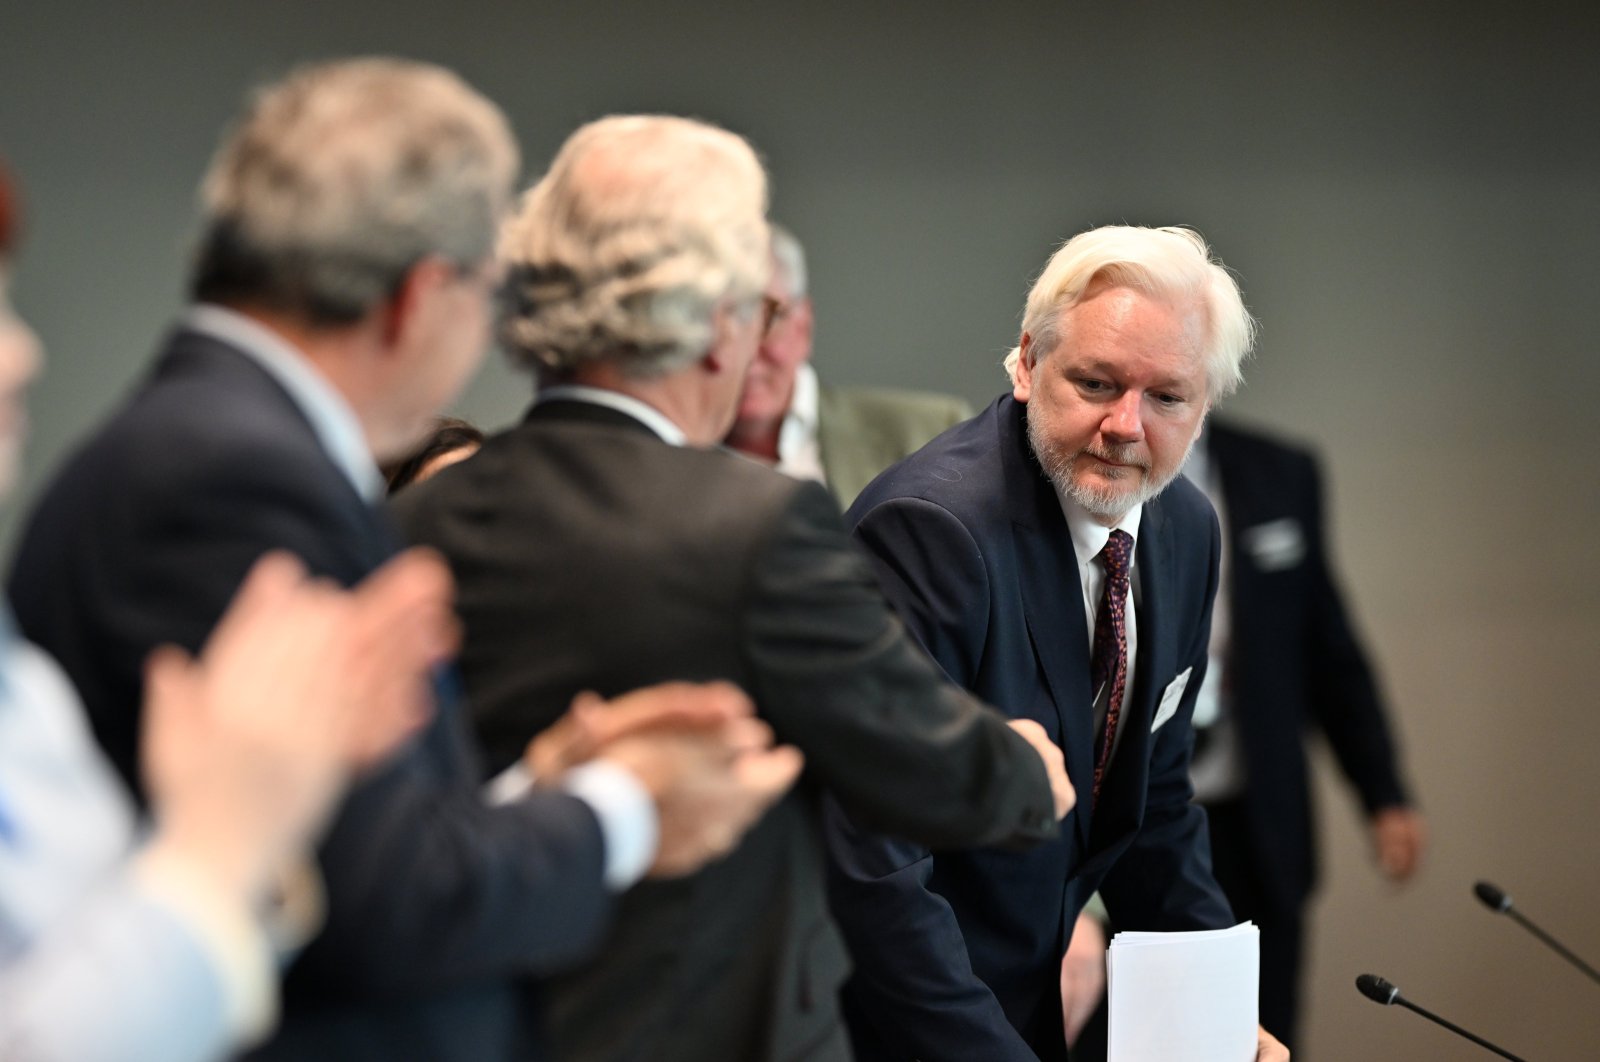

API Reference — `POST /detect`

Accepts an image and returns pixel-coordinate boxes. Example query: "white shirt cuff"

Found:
[484,759,658,890]
[560,760,657,889]
[484,762,535,805]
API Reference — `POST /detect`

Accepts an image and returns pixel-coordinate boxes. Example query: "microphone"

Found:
[1475,880,1600,985]
[1355,974,1527,1060]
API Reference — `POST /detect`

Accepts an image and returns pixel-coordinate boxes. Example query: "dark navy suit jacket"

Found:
[826,395,1233,1061]
[8,328,612,1060]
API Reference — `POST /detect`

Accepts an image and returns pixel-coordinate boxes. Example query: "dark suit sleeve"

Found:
[816,492,1044,1061]
[1298,453,1411,813]
[107,451,611,997]
[741,483,1055,848]
[1098,507,1234,931]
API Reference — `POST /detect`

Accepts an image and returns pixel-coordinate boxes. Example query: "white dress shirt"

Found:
[773,363,828,485]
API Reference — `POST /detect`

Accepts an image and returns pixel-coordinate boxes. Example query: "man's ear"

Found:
[1013,332,1036,403]
[380,256,454,350]
[702,299,743,374]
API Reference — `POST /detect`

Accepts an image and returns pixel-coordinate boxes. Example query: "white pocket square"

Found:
[1151,667,1193,732]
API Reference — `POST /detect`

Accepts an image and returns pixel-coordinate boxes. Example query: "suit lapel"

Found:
[999,399,1097,850]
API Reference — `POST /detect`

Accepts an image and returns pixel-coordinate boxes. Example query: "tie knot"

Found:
[1099,529,1134,576]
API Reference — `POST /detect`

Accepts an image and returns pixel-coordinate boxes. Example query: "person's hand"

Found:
[525,681,753,784]
[1370,806,1426,883]
[1008,718,1074,819]
[577,683,803,877]
[141,549,456,900]
[1256,1024,1289,1060]
[1060,912,1107,1047]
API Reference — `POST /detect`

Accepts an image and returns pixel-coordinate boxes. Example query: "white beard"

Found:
[1026,412,1195,520]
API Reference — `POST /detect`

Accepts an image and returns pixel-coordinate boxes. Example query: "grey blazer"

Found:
[818,383,973,507]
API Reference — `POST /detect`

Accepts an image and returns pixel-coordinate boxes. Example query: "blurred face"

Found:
[375,256,498,462]
[1014,283,1210,526]
[733,257,813,433]
[703,290,770,444]
[0,262,42,499]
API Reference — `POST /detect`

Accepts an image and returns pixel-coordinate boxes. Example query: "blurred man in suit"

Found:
[1182,418,1425,1049]
[725,224,972,507]
[829,226,1287,1061]
[393,114,1073,1062]
[7,60,795,1060]
[0,159,437,1062]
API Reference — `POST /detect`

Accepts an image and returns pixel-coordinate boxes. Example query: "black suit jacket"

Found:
[391,397,1060,1062]
[1206,420,1410,911]
[827,395,1233,1061]
[8,328,614,1060]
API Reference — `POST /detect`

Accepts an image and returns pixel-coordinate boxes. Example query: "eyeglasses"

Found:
[759,295,791,338]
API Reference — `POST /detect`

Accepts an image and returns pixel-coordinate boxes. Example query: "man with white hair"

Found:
[393,114,1075,1062]
[725,224,973,507]
[827,226,1289,1061]
[9,61,796,1060]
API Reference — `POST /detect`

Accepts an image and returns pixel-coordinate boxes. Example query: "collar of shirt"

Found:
[1053,488,1144,680]
[184,305,385,504]
[535,384,688,446]
[777,362,820,462]
[1056,491,1144,577]
[774,363,826,484]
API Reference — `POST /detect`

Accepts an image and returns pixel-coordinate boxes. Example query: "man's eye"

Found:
[1076,378,1109,393]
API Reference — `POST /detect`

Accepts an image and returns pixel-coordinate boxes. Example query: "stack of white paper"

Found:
[1107,921,1259,1062]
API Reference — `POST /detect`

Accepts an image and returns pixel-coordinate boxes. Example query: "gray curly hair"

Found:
[498,114,770,378]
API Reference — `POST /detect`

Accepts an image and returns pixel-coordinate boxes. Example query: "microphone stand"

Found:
[1504,907,1600,986]
[1477,881,1600,986]
[1389,994,1527,1061]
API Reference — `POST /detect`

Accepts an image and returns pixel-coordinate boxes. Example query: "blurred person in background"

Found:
[0,158,455,1062]
[725,223,972,507]
[1180,418,1425,1050]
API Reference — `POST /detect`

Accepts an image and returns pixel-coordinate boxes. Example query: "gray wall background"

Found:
[4,1,1597,1056]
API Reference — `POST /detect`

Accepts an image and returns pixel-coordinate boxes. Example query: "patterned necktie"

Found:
[1090,529,1134,804]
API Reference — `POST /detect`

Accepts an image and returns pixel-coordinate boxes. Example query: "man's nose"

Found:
[1100,390,1143,442]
